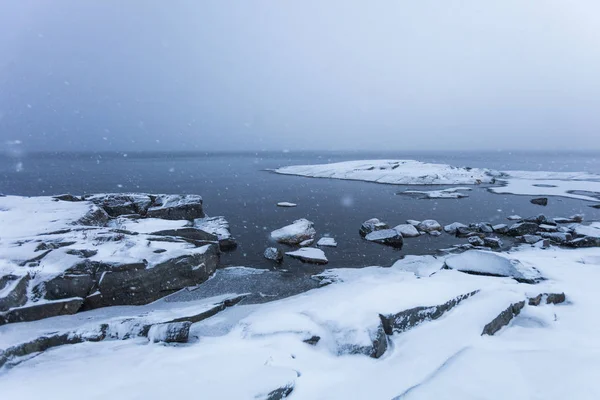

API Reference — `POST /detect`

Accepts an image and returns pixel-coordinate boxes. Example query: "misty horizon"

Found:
[1,1,600,152]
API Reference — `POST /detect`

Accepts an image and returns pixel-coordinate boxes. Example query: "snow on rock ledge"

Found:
[0,194,228,324]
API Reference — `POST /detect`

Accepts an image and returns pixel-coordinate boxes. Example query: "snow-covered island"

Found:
[273,159,600,201]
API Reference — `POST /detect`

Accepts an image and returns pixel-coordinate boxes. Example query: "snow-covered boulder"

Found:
[147,321,192,343]
[285,248,328,264]
[492,224,509,234]
[364,229,404,248]
[444,251,543,283]
[270,219,316,245]
[194,216,237,251]
[507,222,539,236]
[264,247,284,262]
[444,222,468,234]
[393,224,420,238]
[359,218,389,237]
[417,220,442,233]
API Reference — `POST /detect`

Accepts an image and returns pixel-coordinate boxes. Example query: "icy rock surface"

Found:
[147,321,192,343]
[417,220,443,233]
[364,229,404,248]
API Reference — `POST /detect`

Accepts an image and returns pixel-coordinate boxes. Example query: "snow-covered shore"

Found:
[1,246,599,399]
[273,159,600,201]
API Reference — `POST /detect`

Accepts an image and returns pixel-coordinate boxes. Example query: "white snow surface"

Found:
[2,247,600,399]
[277,202,297,207]
[274,160,600,201]
[274,160,498,185]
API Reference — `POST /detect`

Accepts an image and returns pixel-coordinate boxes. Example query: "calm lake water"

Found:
[1,151,599,274]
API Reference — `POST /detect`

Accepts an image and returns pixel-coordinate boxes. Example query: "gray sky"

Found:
[1,0,599,152]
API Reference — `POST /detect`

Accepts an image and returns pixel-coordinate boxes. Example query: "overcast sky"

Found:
[1,0,599,152]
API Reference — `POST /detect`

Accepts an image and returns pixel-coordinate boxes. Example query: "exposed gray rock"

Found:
[0,298,84,325]
[261,382,295,400]
[470,222,493,234]
[0,325,107,368]
[530,197,548,206]
[524,214,547,224]
[43,274,95,301]
[481,301,525,335]
[507,222,539,236]
[53,194,83,202]
[0,275,29,312]
[492,224,509,234]
[483,237,503,249]
[540,232,572,244]
[359,218,389,237]
[380,291,478,335]
[264,247,284,262]
[528,292,566,306]
[84,246,218,309]
[522,235,542,244]
[88,193,154,217]
[365,229,404,248]
[147,321,192,343]
[77,205,110,226]
[538,224,558,232]
[567,236,600,248]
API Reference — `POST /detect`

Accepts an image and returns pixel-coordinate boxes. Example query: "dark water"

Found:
[1,151,599,273]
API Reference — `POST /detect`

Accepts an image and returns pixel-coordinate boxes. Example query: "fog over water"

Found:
[1,1,600,152]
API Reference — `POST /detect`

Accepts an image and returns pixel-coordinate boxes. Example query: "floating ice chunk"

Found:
[317,237,338,247]
[285,248,328,264]
[277,202,297,208]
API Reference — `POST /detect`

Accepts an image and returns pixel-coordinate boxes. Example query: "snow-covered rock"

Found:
[317,237,338,247]
[0,195,221,324]
[393,224,420,238]
[270,219,316,245]
[572,224,600,239]
[285,248,328,264]
[417,220,443,233]
[492,224,509,234]
[444,250,543,283]
[507,215,522,221]
[444,222,468,234]
[194,216,237,250]
[147,321,192,343]
[364,229,404,248]
[507,222,539,236]
[359,218,389,237]
[264,247,284,262]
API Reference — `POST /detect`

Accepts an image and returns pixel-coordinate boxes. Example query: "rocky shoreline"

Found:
[0,193,236,325]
